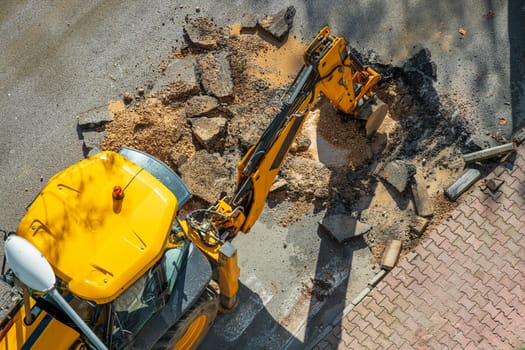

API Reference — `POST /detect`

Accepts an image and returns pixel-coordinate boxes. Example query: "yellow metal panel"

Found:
[30,318,81,350]
[16,151,177,303]
[0,300,80,350]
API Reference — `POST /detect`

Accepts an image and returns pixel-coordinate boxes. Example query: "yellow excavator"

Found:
[0,26,386,350]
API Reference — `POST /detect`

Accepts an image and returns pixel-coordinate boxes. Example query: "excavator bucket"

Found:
[364,99,388,137]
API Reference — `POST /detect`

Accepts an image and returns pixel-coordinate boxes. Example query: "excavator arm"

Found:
[183,26,385,310]
[217,26,383,235]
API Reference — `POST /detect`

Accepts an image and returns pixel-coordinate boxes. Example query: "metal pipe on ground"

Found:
[462,143,515,163]
[445,168,481,201]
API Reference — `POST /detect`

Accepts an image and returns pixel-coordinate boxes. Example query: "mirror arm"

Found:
[21,285,34,325]
[48,288,108,350]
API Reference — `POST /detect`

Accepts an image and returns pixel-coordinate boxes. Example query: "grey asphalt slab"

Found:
[0,0,523,349]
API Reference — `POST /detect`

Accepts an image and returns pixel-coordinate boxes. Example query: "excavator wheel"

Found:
[364,99,388,138]
[152,286,219,350]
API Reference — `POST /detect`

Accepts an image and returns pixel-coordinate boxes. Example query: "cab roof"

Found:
[16,151,177,303]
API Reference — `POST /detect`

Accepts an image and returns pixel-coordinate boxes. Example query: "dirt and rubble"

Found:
[101,14,474,264]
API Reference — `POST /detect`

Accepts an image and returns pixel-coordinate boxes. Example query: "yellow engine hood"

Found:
[16,151,177,303]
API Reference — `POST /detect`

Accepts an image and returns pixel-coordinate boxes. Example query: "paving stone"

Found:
[409,216,429,236]
[485,177,504,192]
[381,239,402,270]
[312,147,525,350]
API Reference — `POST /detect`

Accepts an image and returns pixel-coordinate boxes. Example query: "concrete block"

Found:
[381,239,402,270]
[445,168,481,200]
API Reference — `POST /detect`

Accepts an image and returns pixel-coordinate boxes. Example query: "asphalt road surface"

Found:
[1,1,523,349]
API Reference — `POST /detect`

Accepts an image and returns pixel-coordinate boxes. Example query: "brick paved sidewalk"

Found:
[314,145,525,349]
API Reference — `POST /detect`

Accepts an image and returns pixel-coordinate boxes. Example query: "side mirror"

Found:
[5,235,55,292]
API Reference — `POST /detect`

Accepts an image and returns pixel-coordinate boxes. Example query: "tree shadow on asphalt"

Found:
[202,281,293,349]
[201,233,367,349]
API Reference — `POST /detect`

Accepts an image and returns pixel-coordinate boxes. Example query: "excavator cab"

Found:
[0,149,214,350]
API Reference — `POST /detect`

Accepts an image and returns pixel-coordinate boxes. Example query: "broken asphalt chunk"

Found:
[462,142,515,163]
[259,6,296,42]
[190,116,227,151]
[485,178,504,192]
[377,160,415,193]
[183,18,219,49]
[411,172,434,217]
[445,168,481,201]
[513,128,525,145]
[153,57,199,98]
[77,112,113,130]
[241,14,259,31]
[179,150,230,204]
[320,215,372,243]
[198,50,234,101]
[185,95,219,117]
